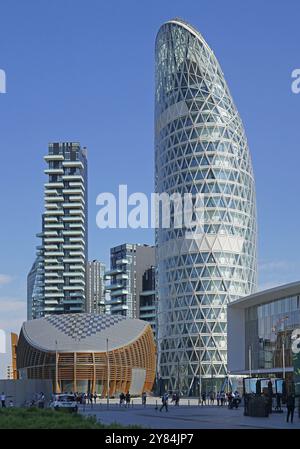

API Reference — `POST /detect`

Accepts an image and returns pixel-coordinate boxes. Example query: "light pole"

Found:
[272,316,289,379]
[198,343,202,403]
[248,345,252,378]
[55,340,58,393]
[177,358,180,394]
[106,338,110,408]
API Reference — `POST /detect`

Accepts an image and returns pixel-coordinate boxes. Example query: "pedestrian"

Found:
[160,392,169,412]
[125,392,131,408]
[142,391,147,407]
[217,391,220,406]
[286,393,296,424]
[39,392,45,409]
[94,393,97,404]
[175,393,180,406]
[201,392,206,406]
[1,392,6,408]
[119,392,125,407]
[220,391,225,406]
[210,391,214,405]
[275,392,281,411]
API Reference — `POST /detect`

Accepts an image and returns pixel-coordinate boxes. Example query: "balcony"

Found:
[105,268,122,276]
[106,283,122,290]
[44,155,64,161]
[111,305,129,312]
[44,182,64,189]
[110,289,128,297]
[62,175,84,182]
[44,168,64,175]
[62,161,84,169]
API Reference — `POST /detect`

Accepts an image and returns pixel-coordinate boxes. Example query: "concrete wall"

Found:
[227,306,246,373]
[0,379,53,407]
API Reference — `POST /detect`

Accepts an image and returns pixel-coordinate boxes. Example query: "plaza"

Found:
[80,397,300,429]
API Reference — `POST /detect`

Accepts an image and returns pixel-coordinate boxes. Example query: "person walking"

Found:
[142,391,147,407]
[220,391,225,406]
[160,392,169,412]
[1,392,6,408]
[125,392,131,408]
[93,393,97,405]
[201,392,206,406]
[286,393,296,424]
[216,392,220,406]
[175,393,180,406]
[119,392,125,407]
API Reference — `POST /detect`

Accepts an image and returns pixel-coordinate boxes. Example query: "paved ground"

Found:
[80,397,300,429]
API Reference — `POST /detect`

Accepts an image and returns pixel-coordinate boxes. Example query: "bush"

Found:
[0,408,140,429]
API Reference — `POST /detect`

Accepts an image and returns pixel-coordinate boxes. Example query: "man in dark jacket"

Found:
[286,393,296,423]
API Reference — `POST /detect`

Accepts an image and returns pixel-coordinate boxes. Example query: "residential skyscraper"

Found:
[155,19,257,394]
[30,142,88,317]
[86,260,106,314]
[105,244,155,318]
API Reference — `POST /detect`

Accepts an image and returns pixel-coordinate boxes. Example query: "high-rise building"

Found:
[27,250,44,320]
[155,19,257,394]
[106,244,155,318]
[29,142,88,317]
[139,266,157,338]
[86,260,106,314]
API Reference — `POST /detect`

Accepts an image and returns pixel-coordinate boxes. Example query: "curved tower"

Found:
[155,19,257,394]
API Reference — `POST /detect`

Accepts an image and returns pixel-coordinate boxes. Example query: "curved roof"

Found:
[21,313,150,353]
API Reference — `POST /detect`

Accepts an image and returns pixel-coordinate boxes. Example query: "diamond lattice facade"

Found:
[155,19,257,394]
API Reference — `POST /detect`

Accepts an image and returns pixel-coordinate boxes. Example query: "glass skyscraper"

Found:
[155,19,257,394]
[86,260,106,314]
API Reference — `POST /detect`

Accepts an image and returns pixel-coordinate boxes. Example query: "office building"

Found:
[139,266,157,337]
[155,19,257,394]
[228,281,300,395]
[27,250,44,320]
[106,244,155,318]
[86,260,106,314]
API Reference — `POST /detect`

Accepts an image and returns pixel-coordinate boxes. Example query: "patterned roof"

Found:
[22,313,148,352]
[45,313,125,341]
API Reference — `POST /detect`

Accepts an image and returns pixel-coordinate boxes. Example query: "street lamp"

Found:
[106,338,110,408]
[248,345,252,378]
[272,315,289,379]
[55,340,58,393]
[198,345,202,403]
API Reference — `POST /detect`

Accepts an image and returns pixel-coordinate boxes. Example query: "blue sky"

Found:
[1,0,300,373]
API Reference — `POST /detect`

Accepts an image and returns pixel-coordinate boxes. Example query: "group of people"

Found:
[159,392,180,412]
[119,392,131,407]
